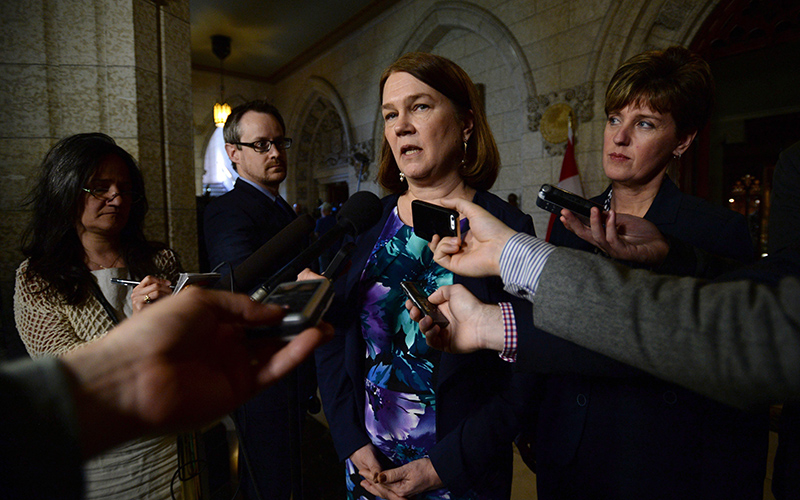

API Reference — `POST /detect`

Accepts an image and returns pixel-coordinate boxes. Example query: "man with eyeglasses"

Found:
[205,100,296,272]
[203,99,313,500]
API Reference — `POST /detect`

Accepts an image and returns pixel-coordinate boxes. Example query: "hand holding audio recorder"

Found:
[401,281,449,329]
[248,278,334,339]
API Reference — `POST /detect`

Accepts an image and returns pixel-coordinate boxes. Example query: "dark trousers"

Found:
[234,378,298,500]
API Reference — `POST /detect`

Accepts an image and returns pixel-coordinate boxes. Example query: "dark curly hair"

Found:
[21,133,168,304]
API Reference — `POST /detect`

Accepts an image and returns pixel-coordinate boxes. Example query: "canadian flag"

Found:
[545,120,584,241]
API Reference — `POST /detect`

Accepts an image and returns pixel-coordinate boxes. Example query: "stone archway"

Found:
[288,76,371,210]
[402,1,536,99]
[588,0,720,85]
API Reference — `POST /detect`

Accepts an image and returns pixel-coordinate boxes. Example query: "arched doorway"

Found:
[689,0,800,252]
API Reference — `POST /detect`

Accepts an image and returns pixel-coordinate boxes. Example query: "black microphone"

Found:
[214,214,315,293]
[321,241,356,281]
[250,191,382,302]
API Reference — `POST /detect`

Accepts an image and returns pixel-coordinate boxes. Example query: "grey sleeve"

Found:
[0,357,84,499]
[532,247,800,408]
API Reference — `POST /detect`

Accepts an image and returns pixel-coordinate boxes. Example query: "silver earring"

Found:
[673,152,682,159]
[461,141,468,165]
[399,171,406,182]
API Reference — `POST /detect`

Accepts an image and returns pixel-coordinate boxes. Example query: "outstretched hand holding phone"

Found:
[405,284,504,354]
[62,287,333,458]
[427,198,517,278]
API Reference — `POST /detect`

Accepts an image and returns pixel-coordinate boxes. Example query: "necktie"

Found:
[275,195,296,219]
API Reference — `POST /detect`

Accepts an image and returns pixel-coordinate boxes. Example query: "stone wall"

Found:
[0,0,194,357]
[254,0,716,236]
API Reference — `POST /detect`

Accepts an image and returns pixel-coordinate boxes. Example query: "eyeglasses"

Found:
[232,138,293,153]
[82,187,143,203]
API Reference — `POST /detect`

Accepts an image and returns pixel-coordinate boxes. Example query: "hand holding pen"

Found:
[111,278,176,289]
[112,276,174,313]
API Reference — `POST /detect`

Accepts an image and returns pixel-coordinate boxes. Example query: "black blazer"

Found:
[202,177,316,419]
[203,178,296,274]
[315,190,537,498]
[528,177,768,499]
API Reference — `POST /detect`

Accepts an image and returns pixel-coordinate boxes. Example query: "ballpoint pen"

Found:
[110,278,175,289]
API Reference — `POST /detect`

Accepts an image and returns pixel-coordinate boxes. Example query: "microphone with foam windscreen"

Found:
[214,214,315,293]
[250,191,383,302]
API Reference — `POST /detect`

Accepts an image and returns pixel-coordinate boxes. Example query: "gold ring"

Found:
[144,294,152,304]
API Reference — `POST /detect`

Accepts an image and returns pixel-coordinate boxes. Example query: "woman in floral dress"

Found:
[315,52,536,500]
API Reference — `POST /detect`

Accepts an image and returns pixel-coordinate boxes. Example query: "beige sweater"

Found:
[14,249,184,500]
[14,249,180,358]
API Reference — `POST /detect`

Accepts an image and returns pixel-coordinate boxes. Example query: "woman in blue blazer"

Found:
[315,52,536,499]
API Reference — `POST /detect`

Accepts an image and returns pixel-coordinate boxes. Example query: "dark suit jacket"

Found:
[527,177,768,500]
[766,140,800,500]
[769,140,800,255]
[202,177,307,500]
[203,178,296,274]
[315,191,537,498]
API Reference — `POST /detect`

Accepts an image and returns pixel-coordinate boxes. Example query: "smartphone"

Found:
[249,279,334,339]
[536,184,603,224]
[411,200,460,242]
[401,281,449,329]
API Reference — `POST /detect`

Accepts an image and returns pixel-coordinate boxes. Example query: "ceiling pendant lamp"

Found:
[212,35,231,127]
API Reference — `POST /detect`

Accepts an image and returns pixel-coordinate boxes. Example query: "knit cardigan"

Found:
[14,249,181,358]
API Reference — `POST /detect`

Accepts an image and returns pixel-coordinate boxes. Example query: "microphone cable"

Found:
[211,261,235,293]
[231,411,266,500]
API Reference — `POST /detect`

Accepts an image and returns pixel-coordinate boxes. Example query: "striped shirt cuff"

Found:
[499,232,556,300]
[498,302,517,362]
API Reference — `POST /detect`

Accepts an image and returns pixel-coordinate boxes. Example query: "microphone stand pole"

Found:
[288,371,303,500]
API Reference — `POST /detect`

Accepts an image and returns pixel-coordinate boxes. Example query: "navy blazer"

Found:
[528,177,768,499]
[202,178,311,500]
[316,190,537,498]
[204,178,296,273]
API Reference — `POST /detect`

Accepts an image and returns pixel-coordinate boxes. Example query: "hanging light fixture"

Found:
[212,35,232,127]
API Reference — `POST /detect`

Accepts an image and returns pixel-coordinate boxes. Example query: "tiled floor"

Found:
[511,447,537,499]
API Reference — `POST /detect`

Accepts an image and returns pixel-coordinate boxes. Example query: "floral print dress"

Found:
[345,208,472,500]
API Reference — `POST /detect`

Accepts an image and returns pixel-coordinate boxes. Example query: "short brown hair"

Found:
[377,52,500,193]
[224,100,286,144]
[223,100,286,170]
[605,46,714,136]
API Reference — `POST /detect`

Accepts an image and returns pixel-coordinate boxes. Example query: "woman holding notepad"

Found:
[14,132,183,499]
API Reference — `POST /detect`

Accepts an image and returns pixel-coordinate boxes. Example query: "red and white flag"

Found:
[545,120,584,241]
